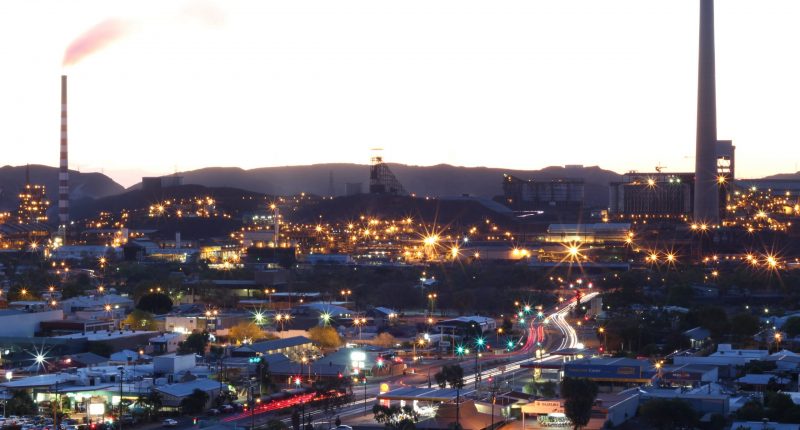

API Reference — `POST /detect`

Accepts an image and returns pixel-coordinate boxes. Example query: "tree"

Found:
[308,326,342,349]
[731,313,761,341]
[180,389,210,414]
[6,390,36,416]
[560,377,598,430]
[137,391,163,421]
[373,404,419,430]
[434,365,464,389]
[696,306,730,339]
[291,409,301,430]
[639,399,697,429]
[137,293,173,315]
[178,332,210,355]
[783,316,800,338]
[737,399,766,421]
[524,381,557,398]
[229,322,266,344]
[256,358,276,395]
[123,309,157,331]
[373,332,396,348]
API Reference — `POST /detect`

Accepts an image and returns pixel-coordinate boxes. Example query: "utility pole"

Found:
[117,367,124,430]
[363,378,368,415]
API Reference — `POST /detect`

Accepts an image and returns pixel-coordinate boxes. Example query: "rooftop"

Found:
[154,378,221,397]
[54,330,158,341]
[236,336,314,354]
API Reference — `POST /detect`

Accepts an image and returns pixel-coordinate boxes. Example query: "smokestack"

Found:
[59,75,70,234]
[693,0,720,225]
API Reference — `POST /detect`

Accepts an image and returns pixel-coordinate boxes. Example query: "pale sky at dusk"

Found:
[1,0,799,187]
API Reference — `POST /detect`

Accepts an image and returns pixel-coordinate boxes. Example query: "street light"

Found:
[474,337,485,389]
[117,367,124,430]
[598,327,607,353]
[340,289,352,302]
[427,293,438,315]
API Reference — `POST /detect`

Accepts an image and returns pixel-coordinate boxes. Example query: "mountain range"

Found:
[130,164,623,208]
[3,163,799,216]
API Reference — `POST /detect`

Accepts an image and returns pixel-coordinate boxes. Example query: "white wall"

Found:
[0,310,63,337]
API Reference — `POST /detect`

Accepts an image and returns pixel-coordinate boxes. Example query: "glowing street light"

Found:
[423,235,439,247]
[253,311,266,325]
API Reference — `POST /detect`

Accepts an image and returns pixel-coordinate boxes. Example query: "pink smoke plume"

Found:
[63,18,133,66]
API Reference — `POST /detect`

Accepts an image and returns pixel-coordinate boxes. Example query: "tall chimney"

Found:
[59,75,70,235]
[693,0,720,225]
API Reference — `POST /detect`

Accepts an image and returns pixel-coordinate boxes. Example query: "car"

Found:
[221,405,234,413]
[207,409,220,416]
[162,419,178,427]
[330,426,353,430]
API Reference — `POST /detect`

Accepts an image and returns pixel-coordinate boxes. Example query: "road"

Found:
[226,292,598,428]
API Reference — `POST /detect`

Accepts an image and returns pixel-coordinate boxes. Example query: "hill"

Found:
[0,165,124,214]
[71,184,272,240]
[71,184,269,220]
[762,171,800,180]
[131,164,622,208]
[290,194,516,227]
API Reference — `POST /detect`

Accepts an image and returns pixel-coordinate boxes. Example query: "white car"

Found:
[162,419,179,427]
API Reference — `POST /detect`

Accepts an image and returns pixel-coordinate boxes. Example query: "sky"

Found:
[1,0,799,187]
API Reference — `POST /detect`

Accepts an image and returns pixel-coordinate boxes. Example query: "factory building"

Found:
[16,172,50,224]
[608,173,694,220]
[545,223,631,244]
[141,175,184,193]
[502,175,584,211]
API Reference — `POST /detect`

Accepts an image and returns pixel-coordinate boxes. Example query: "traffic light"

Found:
[362,377,367,385]
[338,372,343,378]
[192,418,198,425]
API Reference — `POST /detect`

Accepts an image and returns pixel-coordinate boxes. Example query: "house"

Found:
[110,349,150,363]
[367,307,399,327]
[683,327,711,349]
[154,378,223,408]
[63,352,109,368]
[232,336,315,358]
[150,333,185,354]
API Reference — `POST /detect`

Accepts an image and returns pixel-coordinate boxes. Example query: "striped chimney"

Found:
[59,75,69,228]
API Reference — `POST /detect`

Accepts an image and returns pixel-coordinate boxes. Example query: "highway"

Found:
[229,292,599,428]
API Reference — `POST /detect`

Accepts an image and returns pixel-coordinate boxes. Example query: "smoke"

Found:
[63,18,134,66]
[62,1,225,67]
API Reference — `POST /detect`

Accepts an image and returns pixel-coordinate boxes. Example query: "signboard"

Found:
[438,341,451,347]
[89,403,105,416]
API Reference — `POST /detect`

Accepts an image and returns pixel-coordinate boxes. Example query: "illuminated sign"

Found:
[89,403,105,416]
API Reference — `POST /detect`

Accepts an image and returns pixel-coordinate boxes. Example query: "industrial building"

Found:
[16,170,49,224]
[502,175,584,211]
[141,175,184,193]
[369,150,406,195]
[544,223,631,244]
[563,357,656,386]
[608,172,694,219]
